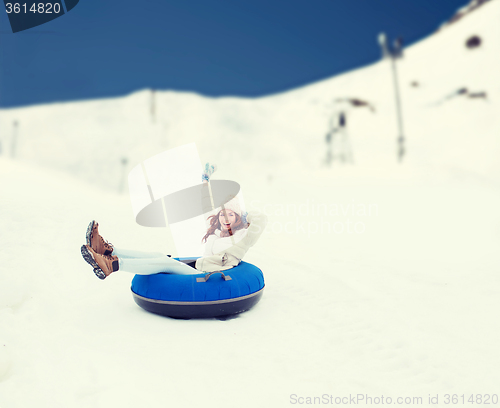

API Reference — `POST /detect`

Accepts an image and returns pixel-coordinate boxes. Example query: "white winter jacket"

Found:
[202,228,248,257]
[195,211,268,272]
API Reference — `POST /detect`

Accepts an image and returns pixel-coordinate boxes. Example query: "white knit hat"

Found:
[221,197,242,217]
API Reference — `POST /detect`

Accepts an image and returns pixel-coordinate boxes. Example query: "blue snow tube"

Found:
[131,261,265,319]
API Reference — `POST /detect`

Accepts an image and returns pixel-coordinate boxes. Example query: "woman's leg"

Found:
[112,247,166,259]
[118,254,199,275]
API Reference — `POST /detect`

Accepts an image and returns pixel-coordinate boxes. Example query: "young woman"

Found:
[81,200,266,280]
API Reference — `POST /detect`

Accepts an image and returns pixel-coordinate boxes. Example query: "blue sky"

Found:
[0,0,469,107]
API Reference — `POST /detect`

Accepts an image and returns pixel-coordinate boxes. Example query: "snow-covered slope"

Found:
[1,155,500,408]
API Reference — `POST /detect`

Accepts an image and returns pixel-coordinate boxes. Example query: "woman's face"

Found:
[219,210,237,233]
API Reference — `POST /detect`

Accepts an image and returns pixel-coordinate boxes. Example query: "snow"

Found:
[1,1,500,406]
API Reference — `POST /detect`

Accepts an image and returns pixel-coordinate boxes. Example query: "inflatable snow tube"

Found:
[131,261,264,319]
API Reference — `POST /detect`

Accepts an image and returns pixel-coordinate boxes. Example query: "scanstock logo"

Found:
[3,0,79,33]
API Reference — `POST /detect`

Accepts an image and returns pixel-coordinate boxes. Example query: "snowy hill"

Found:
[439,0,493,29]
[1,2,500,407]
[0,0,499,190]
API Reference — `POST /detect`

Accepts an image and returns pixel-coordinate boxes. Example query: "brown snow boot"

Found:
[81,245,119,280]
[86,220,114,255]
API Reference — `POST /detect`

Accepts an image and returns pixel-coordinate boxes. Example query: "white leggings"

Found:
[113,247,200,275]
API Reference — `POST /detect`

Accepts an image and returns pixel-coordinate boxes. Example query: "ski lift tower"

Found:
[378,33,406,162]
